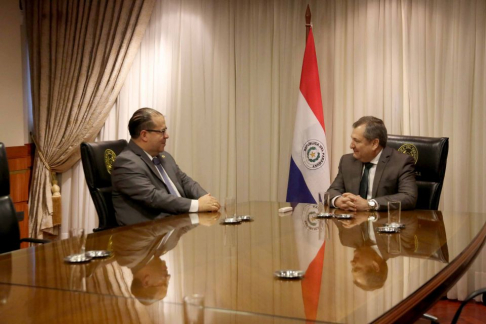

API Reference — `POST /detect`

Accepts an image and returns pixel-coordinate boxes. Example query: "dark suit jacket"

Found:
[327,146,418,210]
[112,140,207,225]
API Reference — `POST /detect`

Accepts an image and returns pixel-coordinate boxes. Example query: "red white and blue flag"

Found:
[287,27,329,322]
[286,27,330,204]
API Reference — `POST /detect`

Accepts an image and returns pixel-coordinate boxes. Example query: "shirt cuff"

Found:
[189,213,199,224]
[331,195,341,208]
[189,200,199,213]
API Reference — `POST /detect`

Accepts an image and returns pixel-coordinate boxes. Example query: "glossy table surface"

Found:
[0,202,485,323]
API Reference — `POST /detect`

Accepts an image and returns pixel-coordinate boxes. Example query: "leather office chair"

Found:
[387,136,449,323]
[81,140,127,232]
[387,135,449,210]
[0,142,49,254]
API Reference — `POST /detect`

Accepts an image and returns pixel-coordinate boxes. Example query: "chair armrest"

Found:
[19,238,51,244]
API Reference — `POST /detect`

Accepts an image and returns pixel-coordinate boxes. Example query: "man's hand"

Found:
[335,193,357,211]
[336,193,369,211]
[198,194,221,212]
[352,195,370,211]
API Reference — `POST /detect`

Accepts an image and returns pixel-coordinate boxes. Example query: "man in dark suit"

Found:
[327,116,417,211]
[112,108,220,225]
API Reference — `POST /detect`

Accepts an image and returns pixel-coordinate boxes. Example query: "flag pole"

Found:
[305,5,311,43]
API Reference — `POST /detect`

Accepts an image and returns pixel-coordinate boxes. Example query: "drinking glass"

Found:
[69,228,86,256]
[224,197,236,219]
[183,294,204,324]
[317,192,331,217]
[387,201,402,228]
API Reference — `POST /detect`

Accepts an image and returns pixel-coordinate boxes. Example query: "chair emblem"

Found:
[398,144,418,164]
[104,149,117,174]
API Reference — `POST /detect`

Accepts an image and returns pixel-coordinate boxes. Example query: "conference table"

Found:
[0,202,485,323]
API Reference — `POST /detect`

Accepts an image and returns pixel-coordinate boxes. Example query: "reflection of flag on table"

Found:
[286,27,330,204]
[292,203,326,322]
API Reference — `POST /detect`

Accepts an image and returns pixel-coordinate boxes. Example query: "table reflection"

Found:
[112,213,221,305]
[309,207,448,291]
[0,202,480,324]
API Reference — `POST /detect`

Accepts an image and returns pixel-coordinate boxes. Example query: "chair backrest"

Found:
[0,143,21,254]
[387,135,449,210]
[81,140,127,232]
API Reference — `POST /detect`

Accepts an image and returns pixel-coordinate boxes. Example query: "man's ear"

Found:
[372,138,380,150]
[371,260,380,272]
[139,130,149,143]
[142,274,150,287]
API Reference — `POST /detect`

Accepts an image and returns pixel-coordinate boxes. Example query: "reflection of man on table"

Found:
[328,116,417,212]
[112,108,220,226]
[333,210,418,291]
[113,213,220,304]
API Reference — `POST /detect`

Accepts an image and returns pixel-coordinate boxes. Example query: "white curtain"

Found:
[61,0,486,302]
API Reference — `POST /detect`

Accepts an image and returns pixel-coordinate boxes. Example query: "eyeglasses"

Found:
[145,128,167,135]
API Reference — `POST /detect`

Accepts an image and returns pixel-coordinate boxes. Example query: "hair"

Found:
[353,116,387,147]
[128,108,164,139]
[353,257,388,291]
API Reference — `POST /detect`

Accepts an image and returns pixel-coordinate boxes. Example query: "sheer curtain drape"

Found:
[62,0,486,304]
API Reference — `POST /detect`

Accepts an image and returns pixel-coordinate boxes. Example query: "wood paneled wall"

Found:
[6,144,34,248]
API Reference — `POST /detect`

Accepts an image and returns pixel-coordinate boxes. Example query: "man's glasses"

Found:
[145,128,167,135]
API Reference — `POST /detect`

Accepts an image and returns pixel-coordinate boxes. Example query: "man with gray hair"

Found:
[112,108,220,225]
[327,116,417,211]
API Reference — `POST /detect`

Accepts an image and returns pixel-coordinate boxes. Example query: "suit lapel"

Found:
[372,147,391,198]
[349,158,363,194]
[128,140,164,183]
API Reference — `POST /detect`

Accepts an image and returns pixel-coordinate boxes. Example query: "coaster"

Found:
[315,213,333,219]
[220,217,242,225]
[85,250,112,259]
[334,214,353,219]
[377,226,401,234]
[64,253,92,263]
[274,270,305,280]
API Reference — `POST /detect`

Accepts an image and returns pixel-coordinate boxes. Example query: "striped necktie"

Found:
[153,157,178,195]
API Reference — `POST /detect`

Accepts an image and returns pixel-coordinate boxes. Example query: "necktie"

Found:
[153,157,178,195]
[359,162,373,199]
